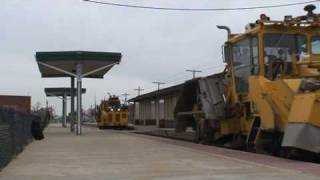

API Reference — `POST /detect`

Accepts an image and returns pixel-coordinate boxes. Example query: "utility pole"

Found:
[186,69,202,79]
[153,81,165,91]
[134,86,144,96]
[121,93,130,105]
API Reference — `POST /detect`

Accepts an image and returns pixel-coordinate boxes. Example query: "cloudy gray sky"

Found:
[0,0,317,114]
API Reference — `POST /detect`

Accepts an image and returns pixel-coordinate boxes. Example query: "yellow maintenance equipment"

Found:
[96,95,129,129]
[175,4,320,157]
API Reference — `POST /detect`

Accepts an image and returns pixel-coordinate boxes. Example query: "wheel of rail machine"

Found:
[279,147,297,159]
[196,118,214,144]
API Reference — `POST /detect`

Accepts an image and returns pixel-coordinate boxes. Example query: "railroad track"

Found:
[135,129,196,142]
[129,131,320,177]
[134,128,320,164]
[85,123,320,164]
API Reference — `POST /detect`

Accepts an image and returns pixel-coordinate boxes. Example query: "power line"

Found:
[166,65,224,84]
[157,71,187,83]
[155,65,220,85]
[162,72,191,83]
[200,65,225,72]
[158,64,223,83]
[83,0,320,11]
[165,74,191,84]
[135,65,223,94]
[130,64,223,94]
[157,63,220,82]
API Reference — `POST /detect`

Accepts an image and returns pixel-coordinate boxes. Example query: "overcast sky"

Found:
[0,0,317,115]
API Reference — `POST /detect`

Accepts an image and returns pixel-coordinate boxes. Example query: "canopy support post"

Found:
[70,77,75,132]
[76,64,83,136]
[62,92,67,128]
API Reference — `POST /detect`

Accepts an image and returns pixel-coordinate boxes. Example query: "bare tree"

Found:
[32,102,42,113]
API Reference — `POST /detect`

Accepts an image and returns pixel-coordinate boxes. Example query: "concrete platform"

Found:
[0,124,320,180]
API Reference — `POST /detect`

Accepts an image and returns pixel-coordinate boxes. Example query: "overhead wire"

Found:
[165,74,191,84]
[153,70,188,83]
[160,63,223,80]
[137,63,224,93]
[200,64,225,72]
[83,0,320,11]
[163,64,225,85]
[82,0,320,93]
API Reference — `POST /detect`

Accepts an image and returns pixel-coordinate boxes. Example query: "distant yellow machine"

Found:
[96,95,128,129]
[175,4,320,158]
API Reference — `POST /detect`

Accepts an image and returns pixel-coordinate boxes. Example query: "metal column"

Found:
[62,92,67,128]
[70,77,75,132]
[76,64,83,135]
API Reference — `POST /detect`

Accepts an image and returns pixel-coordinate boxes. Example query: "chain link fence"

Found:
[0,107,48,169]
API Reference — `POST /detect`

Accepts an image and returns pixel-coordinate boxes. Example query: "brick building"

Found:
[0,95,31,113]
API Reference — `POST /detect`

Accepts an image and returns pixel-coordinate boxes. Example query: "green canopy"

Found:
[36,50,122,135]
[36,51,122,78]
[44,88,86,97]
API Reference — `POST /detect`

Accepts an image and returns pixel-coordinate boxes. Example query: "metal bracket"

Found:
[38,61,77,77]
[81,62,118,78]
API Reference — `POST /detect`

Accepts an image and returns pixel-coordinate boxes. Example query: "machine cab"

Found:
[221,5,320,103]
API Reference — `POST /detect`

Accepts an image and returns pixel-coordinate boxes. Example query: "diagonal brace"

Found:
[81,62,118,78]
[38,61,77,77]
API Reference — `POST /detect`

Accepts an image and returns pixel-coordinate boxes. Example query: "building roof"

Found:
[128,72,225,102]
[35,51,122,78]
[44,88,86,97]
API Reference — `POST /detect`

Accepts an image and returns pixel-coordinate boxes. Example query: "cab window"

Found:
[311,36,320,54]
[264,33,306,79]
[251,37,259,75]
[232,38,250,95]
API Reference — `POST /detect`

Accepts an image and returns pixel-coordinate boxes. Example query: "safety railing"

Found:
[0,108,45,169]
